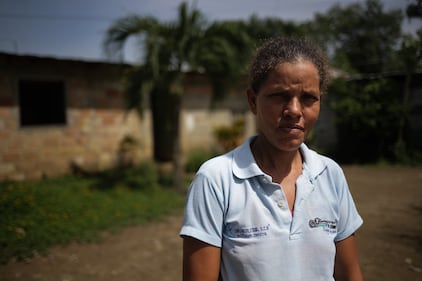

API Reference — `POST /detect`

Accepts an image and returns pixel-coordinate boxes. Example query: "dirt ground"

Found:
[1,166,421,281]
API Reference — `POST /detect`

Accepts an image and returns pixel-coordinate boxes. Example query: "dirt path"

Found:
[1,166,421,281]
[345,166,422,281]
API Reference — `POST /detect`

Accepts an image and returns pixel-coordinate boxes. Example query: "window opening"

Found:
[18,80,66,127]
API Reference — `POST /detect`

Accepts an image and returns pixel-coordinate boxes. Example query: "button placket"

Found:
[258,176,289,217]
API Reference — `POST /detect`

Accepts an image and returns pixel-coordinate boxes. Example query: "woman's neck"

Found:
[251,136,303,180]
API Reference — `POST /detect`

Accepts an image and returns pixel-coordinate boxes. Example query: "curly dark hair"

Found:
[248,37,331,94]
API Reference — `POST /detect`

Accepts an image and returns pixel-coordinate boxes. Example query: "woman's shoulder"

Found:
[317,152,342,170]
[197,138,253,177]
[302,145,345,177]
[197,150,235,176]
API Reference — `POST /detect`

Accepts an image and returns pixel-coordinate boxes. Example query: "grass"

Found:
[0,162,186,264]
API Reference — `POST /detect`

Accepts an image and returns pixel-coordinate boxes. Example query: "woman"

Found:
[180,37,363,281]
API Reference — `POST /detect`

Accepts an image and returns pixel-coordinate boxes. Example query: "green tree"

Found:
[406,0,422,18]
[394,0,422,161]
[302,0,422,163]
[307,0,403,74]
[328,77,402,163]
[190,20,254,102]
[243,16,305,41]
[103,2,252,189]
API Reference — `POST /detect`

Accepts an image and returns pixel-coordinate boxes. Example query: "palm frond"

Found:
[103,15,160,62]
[123,66,153,117]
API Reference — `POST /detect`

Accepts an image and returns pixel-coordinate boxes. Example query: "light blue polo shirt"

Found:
[180,137,363,281]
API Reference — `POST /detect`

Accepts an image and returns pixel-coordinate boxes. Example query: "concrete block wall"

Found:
[0,53,252,181]
[0,106,150,181]
[0,54,151,180]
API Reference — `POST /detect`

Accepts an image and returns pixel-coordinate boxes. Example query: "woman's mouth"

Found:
[279,125,305,135]
[279,124,304,131]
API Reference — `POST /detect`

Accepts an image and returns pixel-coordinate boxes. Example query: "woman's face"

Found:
[247,59,321,152]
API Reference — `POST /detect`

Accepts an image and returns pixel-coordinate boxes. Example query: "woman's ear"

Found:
[246,88,257,115]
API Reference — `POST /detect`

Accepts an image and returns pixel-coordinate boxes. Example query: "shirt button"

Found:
[277,200,284,207]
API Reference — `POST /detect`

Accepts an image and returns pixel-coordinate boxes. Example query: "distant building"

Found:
[0,53,254,181]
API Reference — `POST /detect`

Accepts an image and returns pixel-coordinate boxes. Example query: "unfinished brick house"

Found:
[0,53,253,181]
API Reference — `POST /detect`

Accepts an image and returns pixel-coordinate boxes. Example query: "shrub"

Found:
[185,148,219,173]
[92,161,159,190]
[214,117,245,152]
[0,162,184,264]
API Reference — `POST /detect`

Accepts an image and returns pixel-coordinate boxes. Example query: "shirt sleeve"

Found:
[334,167,363,242]
[180,173,225,247]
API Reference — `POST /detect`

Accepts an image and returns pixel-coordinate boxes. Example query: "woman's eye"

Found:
[269,93,289,101]
[301,94,319,104]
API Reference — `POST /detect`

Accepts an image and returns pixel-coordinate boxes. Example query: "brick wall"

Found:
[0,109,148,180]
[0,53,251,181]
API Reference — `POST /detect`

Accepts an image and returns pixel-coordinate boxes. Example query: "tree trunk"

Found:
[150,88,179,162]
[150,84,184,191]
[395,72,412,161]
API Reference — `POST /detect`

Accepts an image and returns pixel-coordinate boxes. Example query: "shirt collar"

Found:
[232,136,327,181]
[232,136,263,179]
[300,142,327,182]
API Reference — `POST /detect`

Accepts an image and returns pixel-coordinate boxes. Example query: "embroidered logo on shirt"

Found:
[226,224,270,238]
[309,217,337,234]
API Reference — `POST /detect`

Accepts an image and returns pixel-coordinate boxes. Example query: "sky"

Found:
[0,0,419,63]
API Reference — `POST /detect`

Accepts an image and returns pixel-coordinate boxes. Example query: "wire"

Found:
[0,12,115,22]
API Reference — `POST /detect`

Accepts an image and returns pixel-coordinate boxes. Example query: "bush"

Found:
[185,149,219,173]
[0,163,185,264]
[214,117,245,152]
[92,161,159,190]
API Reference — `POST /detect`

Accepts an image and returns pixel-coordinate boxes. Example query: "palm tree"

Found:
[103,2,252,190]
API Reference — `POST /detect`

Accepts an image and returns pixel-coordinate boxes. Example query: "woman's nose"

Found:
[283,97,301,118]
